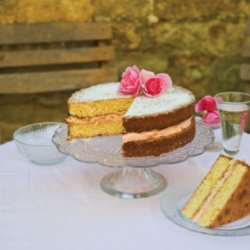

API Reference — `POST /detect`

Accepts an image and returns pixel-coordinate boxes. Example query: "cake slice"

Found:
[182,155,250,228]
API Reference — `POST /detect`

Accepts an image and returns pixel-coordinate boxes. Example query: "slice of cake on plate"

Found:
[66,65,196,157]
[182,155,250,228]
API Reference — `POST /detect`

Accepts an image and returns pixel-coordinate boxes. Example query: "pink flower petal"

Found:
[118,65,142,95]
[144,77,165,97]
[202,110,220,125]
[156,73,172,91]
[196,96,217,112]
[141,69,155,84]
[195,99,205,113]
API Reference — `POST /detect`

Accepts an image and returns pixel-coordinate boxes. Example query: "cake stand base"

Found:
[100,167,166,199]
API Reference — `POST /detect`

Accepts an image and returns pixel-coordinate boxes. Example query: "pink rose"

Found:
[202,110,220,125]
[195,96,217,113]
[141,69,155,84]
[118,65,142,95]
[142,72,172,97]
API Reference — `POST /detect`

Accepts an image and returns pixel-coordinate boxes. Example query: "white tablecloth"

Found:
[1,129,250,250]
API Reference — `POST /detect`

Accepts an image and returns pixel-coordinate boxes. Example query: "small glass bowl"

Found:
[13,122,66,165]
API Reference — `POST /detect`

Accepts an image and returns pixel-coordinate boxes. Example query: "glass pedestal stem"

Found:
[100,167,166,199]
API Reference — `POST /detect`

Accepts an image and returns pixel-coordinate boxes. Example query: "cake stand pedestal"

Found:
[101,167,166,198]
[53,120,214,199]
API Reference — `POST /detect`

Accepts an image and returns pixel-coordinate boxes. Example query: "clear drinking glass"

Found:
[214,92,250,156]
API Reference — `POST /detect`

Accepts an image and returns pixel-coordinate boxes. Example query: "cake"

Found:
[66,66,196,157]
[182,155,250,228]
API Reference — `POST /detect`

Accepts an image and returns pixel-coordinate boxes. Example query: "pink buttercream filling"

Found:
[67,112,124,124]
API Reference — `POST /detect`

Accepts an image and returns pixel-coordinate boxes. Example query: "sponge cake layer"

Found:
[69,98,133,118]
[68,82,133,117]
[67,114,125,139]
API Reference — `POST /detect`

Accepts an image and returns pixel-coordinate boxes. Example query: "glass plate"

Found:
[53,120,214,168]
[160,183,250,236]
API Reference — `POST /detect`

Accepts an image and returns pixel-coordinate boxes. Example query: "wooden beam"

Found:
[0,68,118,93]
[0,22,112,45]
[0,46,115,67]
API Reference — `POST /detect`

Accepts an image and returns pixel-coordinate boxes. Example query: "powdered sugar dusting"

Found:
[69,83,195,117]
[69,82,130,103]
[125,86,195,117]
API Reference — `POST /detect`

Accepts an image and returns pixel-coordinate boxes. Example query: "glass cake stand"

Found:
[52,120,214,199]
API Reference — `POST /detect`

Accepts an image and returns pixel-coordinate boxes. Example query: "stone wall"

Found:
[0,0,250,142]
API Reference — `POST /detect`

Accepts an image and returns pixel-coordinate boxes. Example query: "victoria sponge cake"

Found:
[66,82,195,157]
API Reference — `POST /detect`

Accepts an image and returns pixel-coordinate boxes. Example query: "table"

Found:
[1,129,250,250]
